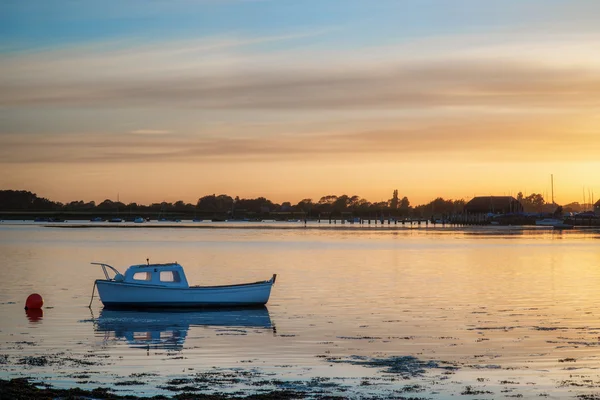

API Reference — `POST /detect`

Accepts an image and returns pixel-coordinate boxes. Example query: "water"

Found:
[1,222,600,398]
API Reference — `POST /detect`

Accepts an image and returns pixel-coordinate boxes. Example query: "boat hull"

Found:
[96,279,275,308]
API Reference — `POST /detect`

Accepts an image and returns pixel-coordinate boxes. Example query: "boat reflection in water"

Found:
[94,306,273,350]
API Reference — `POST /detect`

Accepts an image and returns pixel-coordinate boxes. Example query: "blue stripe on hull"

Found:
[102,301,267,309]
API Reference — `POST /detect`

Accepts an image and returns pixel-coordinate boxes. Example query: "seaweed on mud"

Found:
[130,372,160,378]
[159,384,203,392]
[12,341,36,346]
[467,326,516,331]
[399,384,426,393]
[17,356,50,366]
[337,336,382,340]
[115,380,147,386]
[0,378,137,400]
[0,377,305,399]
[16,353,105,368]
[532,326,569,331]
[324,355,455,378]
[460,385,494,395]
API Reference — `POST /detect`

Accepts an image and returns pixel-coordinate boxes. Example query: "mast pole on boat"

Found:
[551,174,554,205]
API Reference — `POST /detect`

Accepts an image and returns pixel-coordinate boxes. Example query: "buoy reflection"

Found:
[26,308,44,322]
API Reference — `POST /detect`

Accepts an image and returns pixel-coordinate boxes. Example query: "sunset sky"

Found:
[1,0,599,206]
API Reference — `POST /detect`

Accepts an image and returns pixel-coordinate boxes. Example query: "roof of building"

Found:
[464,196,522,213]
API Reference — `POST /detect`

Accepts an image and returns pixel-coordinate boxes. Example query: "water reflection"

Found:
[25,308,43,323]
[94,307,273,350]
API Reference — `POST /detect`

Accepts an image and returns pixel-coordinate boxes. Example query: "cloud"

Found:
[1,30,599,168]
[2,31,600,112]
[2,113,598,165]
[130,129,172,135]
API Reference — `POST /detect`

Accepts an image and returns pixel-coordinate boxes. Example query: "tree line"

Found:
[0,189,585,220]
[0,189,461,219]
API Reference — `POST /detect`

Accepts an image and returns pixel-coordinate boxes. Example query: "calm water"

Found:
[1,222,600,398]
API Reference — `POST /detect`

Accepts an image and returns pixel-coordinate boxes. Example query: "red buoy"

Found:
[25,293,43,310]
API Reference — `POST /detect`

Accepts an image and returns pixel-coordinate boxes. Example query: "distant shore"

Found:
[1,220,599,230]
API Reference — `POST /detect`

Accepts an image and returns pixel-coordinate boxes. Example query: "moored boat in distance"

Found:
[535,218,563,227]
[91,262,277,308]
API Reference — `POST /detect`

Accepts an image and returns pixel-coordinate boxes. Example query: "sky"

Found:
[1,0,599,206]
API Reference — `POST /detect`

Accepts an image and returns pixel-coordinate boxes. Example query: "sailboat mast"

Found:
[551,174,554,205]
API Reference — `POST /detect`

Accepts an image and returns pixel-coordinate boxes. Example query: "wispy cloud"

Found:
[2,32,600,112]
[2,112,598,165]
[130,129,172,135]
[2,30,600,170]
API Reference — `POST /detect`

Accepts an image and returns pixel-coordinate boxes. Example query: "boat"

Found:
[109,218,122,223]
[91,262,277,308]
[535,218,563,227]
[133,217,145,223]
[93,307,273,350]
[90,217,104,222]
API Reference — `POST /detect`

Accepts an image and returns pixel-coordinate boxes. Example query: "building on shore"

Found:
[463,196,523,214]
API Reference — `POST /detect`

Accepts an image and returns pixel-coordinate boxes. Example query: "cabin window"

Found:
[160,270,180,282]
[132,271,151,281]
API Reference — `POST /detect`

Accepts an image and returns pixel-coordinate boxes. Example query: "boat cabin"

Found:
[94,262,190,288]
[123,263,189,288]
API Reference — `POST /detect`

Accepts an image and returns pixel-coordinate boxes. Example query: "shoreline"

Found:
[1,221,596,231]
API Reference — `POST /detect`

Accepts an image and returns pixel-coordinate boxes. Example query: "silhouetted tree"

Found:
[390,189,399,209]
[400,196,410,210]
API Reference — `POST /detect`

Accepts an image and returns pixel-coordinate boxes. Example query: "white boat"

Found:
[535,218,563,226]
[91,262,276,308]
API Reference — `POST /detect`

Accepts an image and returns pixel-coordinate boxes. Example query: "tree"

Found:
[296,198,313,210]
[390,189,399,209]
[400,196,410,210]
[524,193,545,212]
[318,195,338,205]
[332,195,350,211]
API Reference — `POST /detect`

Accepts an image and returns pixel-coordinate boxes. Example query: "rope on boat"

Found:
[88,281,97,308]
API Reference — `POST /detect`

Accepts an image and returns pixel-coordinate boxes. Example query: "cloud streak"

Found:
[130,129,172,135]
[2,113,598,165]
[2,32,600,112]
